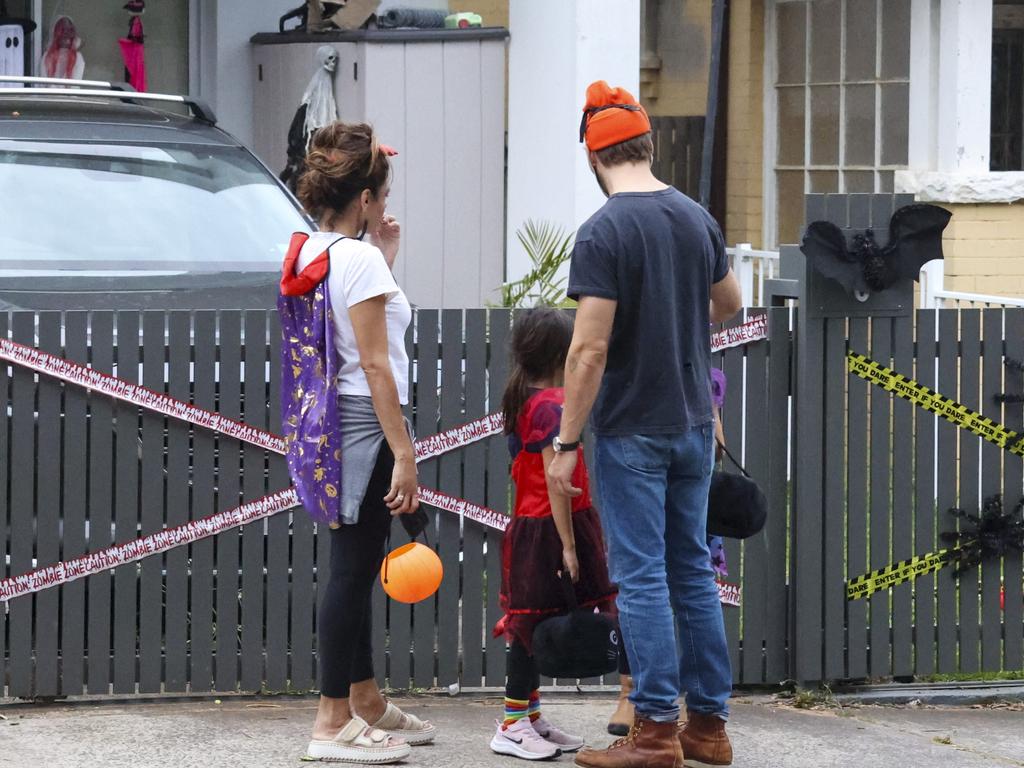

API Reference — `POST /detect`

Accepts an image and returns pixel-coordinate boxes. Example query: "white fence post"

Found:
[920,259,944,309]
[734,242,754,307]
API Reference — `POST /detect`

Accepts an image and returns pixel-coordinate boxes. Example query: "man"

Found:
[548,81,742,768]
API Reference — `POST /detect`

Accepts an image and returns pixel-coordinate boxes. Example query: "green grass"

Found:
[919,669,1024,683]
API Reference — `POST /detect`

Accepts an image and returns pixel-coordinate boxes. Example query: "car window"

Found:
[0,139,310,271]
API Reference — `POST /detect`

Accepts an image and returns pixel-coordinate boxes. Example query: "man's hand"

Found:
[547,449,582,498]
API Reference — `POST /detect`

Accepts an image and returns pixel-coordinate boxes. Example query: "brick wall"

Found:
[724,0,765,248]
[941,203,1024,297]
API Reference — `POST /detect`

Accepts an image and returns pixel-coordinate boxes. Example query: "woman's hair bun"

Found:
[296,121,391,221]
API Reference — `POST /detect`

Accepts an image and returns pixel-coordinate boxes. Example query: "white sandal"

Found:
[304,715,411,764]
[365,700,437,746]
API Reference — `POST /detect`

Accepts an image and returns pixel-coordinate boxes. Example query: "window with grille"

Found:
[772,0,910,245]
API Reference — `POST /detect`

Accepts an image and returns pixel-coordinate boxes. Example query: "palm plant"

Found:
[499,220,576,308]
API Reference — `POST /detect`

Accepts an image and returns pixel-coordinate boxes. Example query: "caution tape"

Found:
[0,337,287,454]
[0,488,300,602]
[716,581,741,607]
[847,351,1024,457]
[846,549,954,601]
[711,314,768,354]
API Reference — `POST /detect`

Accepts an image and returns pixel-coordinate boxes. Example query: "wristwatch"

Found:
[552,435,581,453]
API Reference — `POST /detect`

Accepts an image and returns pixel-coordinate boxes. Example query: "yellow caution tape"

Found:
[846,351,1024,457]
[846,549,954,601]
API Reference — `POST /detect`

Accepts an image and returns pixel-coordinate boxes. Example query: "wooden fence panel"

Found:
[190,311,218,692]
[34,313,62,696]
[215,312,243,691]
[484,309,512,687]
[822,317,847,680]
[868,316,893,677]
[891,314,915,678]
[409,309,440,689]
[764,307,791,684]
[846,318,870,680]
[61,312,89,695]
[139,311,167,693]
[1004,310,1024,671]
[980,310,1004,672]
[461,310,489,687]
[740,309,771,684]
[86,312,115,695]
[165,311,192,692]
[935,310,959,673]
[112,311,141,695]
[0,313,7,693]
[913,310,937,676]
[7,305,1024,697]
[958,310,982,673]
[436,310,464,688]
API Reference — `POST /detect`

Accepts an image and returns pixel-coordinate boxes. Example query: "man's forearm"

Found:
[559,345,606,442]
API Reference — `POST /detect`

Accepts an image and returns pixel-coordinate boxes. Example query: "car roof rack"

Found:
[0,77,218,124]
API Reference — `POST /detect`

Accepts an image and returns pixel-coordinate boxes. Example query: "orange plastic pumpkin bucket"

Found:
[380,542,443,603]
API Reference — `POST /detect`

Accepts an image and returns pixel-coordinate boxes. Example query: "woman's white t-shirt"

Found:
[295,232,411,405]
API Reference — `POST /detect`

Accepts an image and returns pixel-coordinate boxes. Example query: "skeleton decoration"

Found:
[280,45,339,192]
[41,15,84,81]
[0,2,36,83]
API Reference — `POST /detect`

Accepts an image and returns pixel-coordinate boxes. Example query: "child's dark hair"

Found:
[501,308,575,434]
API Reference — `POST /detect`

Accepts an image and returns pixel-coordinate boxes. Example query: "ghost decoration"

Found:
[280,45,340,192]
[41,15,85,81]
[0,3,36,83]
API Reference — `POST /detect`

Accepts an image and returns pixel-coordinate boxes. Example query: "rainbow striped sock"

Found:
[503,697,530,728]
[528,689,541,722]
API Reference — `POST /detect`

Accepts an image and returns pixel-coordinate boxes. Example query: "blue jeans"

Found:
[594,426,732,722]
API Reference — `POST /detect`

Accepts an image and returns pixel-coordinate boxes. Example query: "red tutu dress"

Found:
[496,388,617,651]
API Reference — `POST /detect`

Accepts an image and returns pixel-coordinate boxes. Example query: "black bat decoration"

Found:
[800,203,952,295]
[941,495,1024,575]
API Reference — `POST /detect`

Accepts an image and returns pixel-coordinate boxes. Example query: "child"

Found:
[491,308,618,761]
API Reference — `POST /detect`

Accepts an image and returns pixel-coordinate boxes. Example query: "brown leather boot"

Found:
[678,713,732,767]
[607,674,634,736]
[574,717,683,768]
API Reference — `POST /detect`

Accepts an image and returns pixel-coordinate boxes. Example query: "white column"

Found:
[506,0,641,285]
[913,0,991,173]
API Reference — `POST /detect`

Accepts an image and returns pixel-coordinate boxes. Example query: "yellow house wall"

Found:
[645,1,713,117]
[724,0,765,248]
[940,203,1024,298]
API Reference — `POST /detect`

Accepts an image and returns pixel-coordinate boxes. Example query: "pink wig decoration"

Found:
[42,16,79,80]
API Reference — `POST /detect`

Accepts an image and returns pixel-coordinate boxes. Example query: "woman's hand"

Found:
[383,454,419,515]
[371,214,401,269]
[561,548,580,583]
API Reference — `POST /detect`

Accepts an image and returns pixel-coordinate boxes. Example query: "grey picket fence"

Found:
[3,304,1022,698]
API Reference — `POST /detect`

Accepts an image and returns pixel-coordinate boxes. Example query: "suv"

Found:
[0,77,310,310]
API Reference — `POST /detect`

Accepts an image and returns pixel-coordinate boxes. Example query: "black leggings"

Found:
[506,641,541,701]
[318,443,394,698]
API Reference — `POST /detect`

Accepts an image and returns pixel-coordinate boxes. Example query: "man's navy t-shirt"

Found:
[567,187,729,436]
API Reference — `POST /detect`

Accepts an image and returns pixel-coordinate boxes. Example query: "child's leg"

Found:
[527,659,541,722]
[504,641,535,727]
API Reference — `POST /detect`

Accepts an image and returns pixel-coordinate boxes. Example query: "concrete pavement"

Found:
[3,693,1023,767]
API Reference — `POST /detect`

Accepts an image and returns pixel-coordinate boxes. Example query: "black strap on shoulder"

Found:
[716,437,750,479]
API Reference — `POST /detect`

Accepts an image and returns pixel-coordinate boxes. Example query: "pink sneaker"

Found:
[532,716,586,752]
[490,719,561,761]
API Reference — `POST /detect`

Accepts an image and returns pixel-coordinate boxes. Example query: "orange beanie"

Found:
[580,80,651,152]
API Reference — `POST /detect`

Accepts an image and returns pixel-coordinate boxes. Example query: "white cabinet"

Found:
[252,29,509,308]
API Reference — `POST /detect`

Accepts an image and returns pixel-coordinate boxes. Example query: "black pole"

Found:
[699,0,727,210]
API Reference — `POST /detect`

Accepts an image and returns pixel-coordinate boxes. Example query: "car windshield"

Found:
[0,139,309,271]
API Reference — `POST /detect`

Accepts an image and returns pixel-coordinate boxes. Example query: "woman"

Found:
[279,122,435,764]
